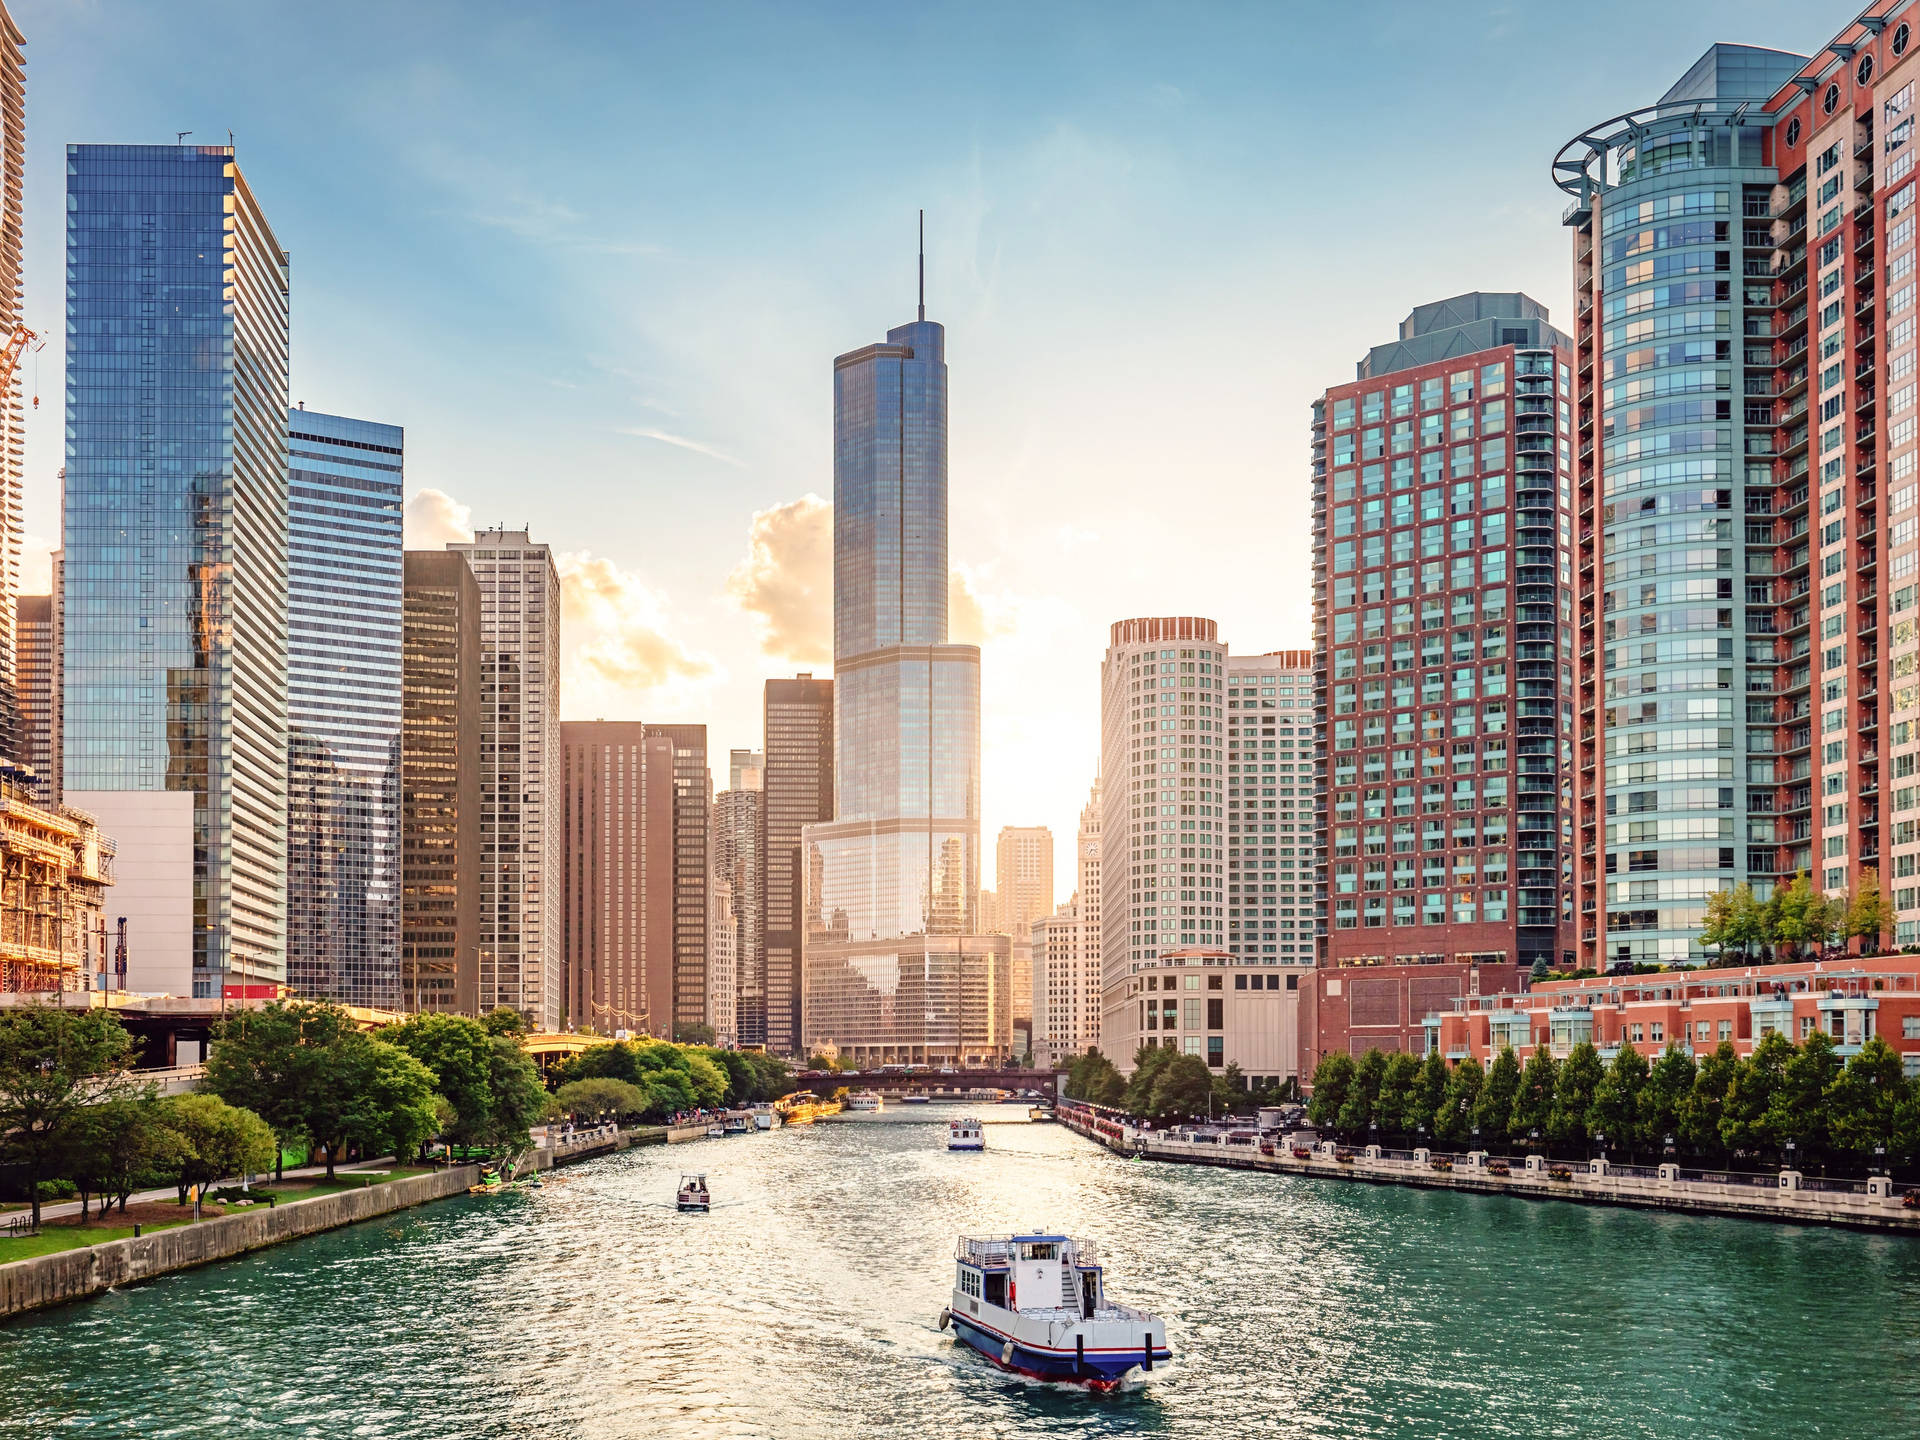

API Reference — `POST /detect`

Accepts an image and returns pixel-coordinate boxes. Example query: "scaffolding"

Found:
[0,778,112,992]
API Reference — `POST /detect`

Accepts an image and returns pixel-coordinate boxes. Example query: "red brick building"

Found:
[1300,957,1524,1078]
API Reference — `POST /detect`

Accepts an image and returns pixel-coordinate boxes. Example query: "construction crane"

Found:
[0,324,42,408]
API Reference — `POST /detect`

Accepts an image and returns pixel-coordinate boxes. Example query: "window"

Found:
[1786,117,1801,148]
[1905,1015,1920,1039]
[1824,84,1840,116]
[1207,998,1224,1029]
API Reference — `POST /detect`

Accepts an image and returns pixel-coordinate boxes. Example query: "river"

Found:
[3,1110,1918,1438]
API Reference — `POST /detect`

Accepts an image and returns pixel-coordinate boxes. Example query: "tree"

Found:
[551,1078,651,1122]
[673,1022,718,1047]
[1588,1043,1649,1157]
[1305,1053,1356,1132]
[1681,1041,1739,1163]
[1146,1054,1215,1121]
[1721,1030,1794,1157]
[683,1052,729,1109]
[1529,957,1550,983]
[0,1004,137,1227]
[1845,869,1893,956]
[1766,1028,1841,1165]
[1336,1049,1388,1140]
[80,1091,186,1216]
[1065,1049,1125,1107]
[1548,1041,1603,1151]
[481,1007,530,1038]
[1434,1058,1483,1146]
[481,1037,548,1151]
[1826,1036,1908,1167]
[1726,883,1767,964]
[1700,887,1733,964]
[208,1001,359,1179]
[380,1014,498,1148]
[164,1094,276,1220]
[1126,1047,1180,1118]
[1375,1052,1423,1140]
[1409,1050,1449,1142]
[1509,1047,1558,1148]
[1640,1043,1696,1154]
[1470,1046,1522,1149]
[342,1043,441,1165]
[1768,872,1821,962]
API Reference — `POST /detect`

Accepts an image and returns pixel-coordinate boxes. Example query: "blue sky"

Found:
[13,0,1841,896]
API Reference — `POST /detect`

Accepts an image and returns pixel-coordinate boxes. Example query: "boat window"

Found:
[985,1272,1007,1308]
[1021,1243,1056,1260]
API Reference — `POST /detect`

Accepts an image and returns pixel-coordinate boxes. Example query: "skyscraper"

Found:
[0,5,26,767]
[284,408,403,1009]
[763,672,832,1056]
[1309,295,1572,975]
[63,143,290,998]
[1034,781,1104,1067]
[646,722,711,1039]
[15,592,51,797]
[801,274,1010,1066]
[1225,652,1316,964]
[712,782,764,1046]
[401,550,481,1015]
[448,529,561,1027]
[993,824,1052,1039]
[1554,31,1920,965]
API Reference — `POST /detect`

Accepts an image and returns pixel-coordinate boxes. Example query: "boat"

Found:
[948,1117,985,1151]
[901,1093,930,1105]
[751,1103,779,1130]
[724,1114,751,1135]
[676,1174,710,1213]
[848,1090,883,1112]
[940,1234,1171,1389]
[783,1102,816,1126]
[1028,1107,1053,1123]
[706,1123,726,1139]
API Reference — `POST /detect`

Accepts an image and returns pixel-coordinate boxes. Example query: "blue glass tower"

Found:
[284,408,403,1008]
[62,145,290,997]
[801,249,1009,1065]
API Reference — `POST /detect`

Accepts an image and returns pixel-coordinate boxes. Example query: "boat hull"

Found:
[948,1140,985,1151]
[948,1310,1169,1389]
[677,1200,708,1213]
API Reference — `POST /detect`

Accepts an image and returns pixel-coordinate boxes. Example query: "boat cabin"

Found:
[954,1234,1106,1319]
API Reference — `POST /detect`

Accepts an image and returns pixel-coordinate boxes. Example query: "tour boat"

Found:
[783,1101,816,1126]
[948,1117,985,1151]
[676,1174,710,1213]
[848,1090,883,1112]
[901,1093,930,1106]
[940,1234,1171,1389]
[751,1103,778,1130]
[706,1123,726,1139]
[724,1114,751,1135]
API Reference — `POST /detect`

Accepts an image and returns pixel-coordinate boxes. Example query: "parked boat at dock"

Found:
[723,1114,751,1135]
[940,1234,1171,1388]
[848,1090,883,1112]
[750,1103,779,1130]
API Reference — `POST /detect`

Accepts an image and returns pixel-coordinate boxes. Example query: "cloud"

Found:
[725,493,832,663]
[615,425,741,467]
[951,563,1016,646]
[19,534,53,594]
[404,488,474,548]
[558,550,721,706]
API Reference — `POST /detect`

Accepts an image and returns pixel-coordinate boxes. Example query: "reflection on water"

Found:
[5,1109,1920,1438]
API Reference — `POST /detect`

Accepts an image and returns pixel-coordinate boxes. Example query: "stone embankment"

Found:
[1060,1108,1920,1234]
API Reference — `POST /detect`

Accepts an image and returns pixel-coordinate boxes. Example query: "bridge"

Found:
[792,1068,1064,1098]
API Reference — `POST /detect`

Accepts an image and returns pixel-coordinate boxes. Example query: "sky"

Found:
[9,0,1842,900]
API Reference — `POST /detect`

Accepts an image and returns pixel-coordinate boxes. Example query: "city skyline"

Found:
[0,0,1838,886]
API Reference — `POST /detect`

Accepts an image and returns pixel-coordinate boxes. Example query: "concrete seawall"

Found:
[1061,1112,1920,1234]
[0,1165,480,1321]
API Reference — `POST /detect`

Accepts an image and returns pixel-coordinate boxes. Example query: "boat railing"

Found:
[955,1235,1102,1267]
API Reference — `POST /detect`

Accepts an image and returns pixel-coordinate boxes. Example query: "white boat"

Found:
[751,1104,778,1130]
[901,1093,930,1105]
[948,1117,985,1151]
[706,1123,726,1139]
[848,1090,883,1112]
[676,1174,710,1213]
[940,1234,1171,1389]
[723,1114,751,1135]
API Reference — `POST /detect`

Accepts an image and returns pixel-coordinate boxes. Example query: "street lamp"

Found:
[1663,1133,1675,1159]
[1785,1138,1798,1173]
[1874,1143,1888,1178]
[1529,1126,1541,1157]
[1595,1130,1605,1162]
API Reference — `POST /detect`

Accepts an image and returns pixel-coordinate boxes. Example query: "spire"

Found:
[918,209,925,322]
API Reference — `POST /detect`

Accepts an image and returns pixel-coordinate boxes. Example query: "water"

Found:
[4,1112,1919,1438]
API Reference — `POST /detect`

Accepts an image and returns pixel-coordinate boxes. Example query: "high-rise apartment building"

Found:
[1554,30,1920,962]
[63,143,290,998]
[1226,652,1317,963]
[1309,294,1574,976]
[708,874,737,1047]
[448,530,561,1027]
[801,293,1010,1066]
[712,783,764,1045]
[763,673,832,1056]
[1035,782,1104,1067]
[400,550,481,1015]
[561,722,676,1038]
[729,749,764,792]
[0,6,26,767]
[284,408,403,1009]
[15,593,51,798]
[994,824,1052,1033]
[646,722,711,1039]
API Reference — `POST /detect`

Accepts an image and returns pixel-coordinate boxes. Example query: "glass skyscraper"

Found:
[284,408,402,1008]
[801,302,1010,1065]
[62,144,290,997]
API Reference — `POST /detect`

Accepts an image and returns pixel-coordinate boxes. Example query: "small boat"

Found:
[1028,1107,1053,1123]
[948,1117,985,1151]
[848,1089,883,1112]
[940,1233,1171,1389]
[783,1101,816,1126]
[751,1103,778,1130]
[676,1174,710,1213]
[724,1114,751,1135]
[706,1123,726,1139]
[901,1093,930,1106]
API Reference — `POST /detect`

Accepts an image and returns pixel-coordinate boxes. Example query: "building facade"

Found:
[1035,781,1106,1067]
[0,778,113,993]
[63,143,290,999]
[1311,294,1574,977]
[801,299,1010,1066]
[994,824,1053,1032]
[0,6,25,767]
[763,672,832,1056]
[712,783,764,1046]
[284,409,403,1009]
[1101,947,1309,1092]
[15,593,51,799]
[646,722,710,1039]
[447,530,561,1028]
[1299,956,1524,1076]
[400,550,481,1015]
[1226,651,1316,964]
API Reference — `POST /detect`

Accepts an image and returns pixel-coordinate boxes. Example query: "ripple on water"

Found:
[5,1116,1920,1438]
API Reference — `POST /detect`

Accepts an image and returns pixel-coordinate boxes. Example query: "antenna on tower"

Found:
[917,209,925,322]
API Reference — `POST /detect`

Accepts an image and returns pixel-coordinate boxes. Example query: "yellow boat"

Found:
[783,1102,817,1126]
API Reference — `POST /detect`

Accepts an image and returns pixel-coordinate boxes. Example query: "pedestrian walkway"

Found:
[27,1155,400,1225]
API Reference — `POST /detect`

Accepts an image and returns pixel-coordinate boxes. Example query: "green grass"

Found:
[0,1218,191,1261]
[270,1166,436,1202]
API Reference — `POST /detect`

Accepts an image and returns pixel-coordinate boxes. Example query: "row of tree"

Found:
[1699,871,1895,964]
[1306,1032,1918,1172]
[1062,1047,1282,1122]
[545,1038,790,1119]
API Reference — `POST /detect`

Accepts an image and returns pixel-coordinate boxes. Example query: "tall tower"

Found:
[284,409,403,1010]
[0,6,25,766]
[801,237,1009,1066]
[763,672,832,1056]
[63,143,291,999]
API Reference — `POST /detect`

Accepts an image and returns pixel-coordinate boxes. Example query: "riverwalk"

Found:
[1058,1105,1920,1234]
